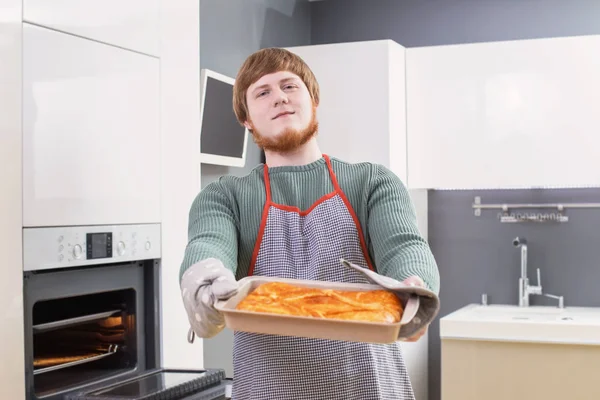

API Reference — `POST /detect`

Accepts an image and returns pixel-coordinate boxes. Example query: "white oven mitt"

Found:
[180,258,239,342]
[340,258,440,341]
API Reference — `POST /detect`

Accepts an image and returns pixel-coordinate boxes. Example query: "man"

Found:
[180,47,440,400]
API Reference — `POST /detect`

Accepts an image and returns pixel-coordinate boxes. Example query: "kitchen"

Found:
[2,0,600,399]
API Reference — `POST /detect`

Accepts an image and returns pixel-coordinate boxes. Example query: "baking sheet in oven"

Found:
[215,276,420,344]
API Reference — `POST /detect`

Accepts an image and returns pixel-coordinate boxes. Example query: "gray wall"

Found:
[310,1,600,400]
[428,189,600,400]
[311,0,600,47]
[199,0,311,376]
[200,0,311,189]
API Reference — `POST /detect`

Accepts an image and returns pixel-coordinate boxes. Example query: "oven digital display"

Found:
[86,232,112,259]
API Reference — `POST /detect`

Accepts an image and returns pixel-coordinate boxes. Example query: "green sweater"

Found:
[179,156,440,294]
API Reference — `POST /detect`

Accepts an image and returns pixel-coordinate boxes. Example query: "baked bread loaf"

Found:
[235,282,403,323]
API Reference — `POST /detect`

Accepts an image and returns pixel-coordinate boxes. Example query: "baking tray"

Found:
[215,276,420,344]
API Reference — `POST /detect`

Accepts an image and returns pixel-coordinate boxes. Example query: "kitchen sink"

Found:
[440,303,600,345]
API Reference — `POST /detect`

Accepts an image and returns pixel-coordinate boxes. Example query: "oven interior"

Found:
[32,289,136,398]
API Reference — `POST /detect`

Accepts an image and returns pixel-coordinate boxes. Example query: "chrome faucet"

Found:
[513,237,541,307]
[512,236,564,308]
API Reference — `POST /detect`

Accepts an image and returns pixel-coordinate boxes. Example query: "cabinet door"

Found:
[287,40,407,183]
[23,23,161,227]
[24,0,159,56]
[407,35,600,189]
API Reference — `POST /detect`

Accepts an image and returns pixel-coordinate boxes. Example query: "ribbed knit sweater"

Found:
[179,156,440,294]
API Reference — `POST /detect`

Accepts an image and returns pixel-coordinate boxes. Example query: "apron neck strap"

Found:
[322,154,342,193]
[262,162,273,202]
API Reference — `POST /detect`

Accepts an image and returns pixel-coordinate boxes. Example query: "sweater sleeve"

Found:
[366,165,440,294]
[179,179,239,282]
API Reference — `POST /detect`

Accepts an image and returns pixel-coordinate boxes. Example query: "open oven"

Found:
[23,224,228,400]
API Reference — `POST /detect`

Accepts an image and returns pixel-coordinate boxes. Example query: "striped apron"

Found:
[232,155,415,400]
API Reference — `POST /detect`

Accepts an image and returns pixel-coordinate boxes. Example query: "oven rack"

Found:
[32,309,122,333]
[34,344,120,375]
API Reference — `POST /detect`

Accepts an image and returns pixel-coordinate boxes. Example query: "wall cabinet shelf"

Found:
[22,23,161,227]
[407,35,600,189]
[24,0,159,56]
[289,35,600,190]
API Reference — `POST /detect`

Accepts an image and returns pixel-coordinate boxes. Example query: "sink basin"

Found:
[470,304,581,321]
[440,304,600,345]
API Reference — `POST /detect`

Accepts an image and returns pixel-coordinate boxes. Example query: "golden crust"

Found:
[235,282,403,324]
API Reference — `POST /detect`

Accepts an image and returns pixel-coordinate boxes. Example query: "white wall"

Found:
[158,0,203,369]
[0,0,25,397]
[0,0,201,397]
[403,189,430,400]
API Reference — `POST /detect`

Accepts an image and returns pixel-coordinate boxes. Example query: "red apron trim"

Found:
[262,163,272,203]
[248,166,272,276]
[249,155,375,276]
[248,201,270,276]
[271,191,337,216]
[324,155,375,272]
[335,191,375,272]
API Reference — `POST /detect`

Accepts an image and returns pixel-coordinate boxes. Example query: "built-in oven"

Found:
[22,224,228,400]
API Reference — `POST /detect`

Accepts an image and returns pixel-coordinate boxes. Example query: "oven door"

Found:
[65,368,228,400]
[23,261,160,400]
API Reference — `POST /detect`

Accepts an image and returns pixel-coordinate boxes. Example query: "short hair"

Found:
[233,47,320,126]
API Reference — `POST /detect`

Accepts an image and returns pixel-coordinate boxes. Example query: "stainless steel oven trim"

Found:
[23,223,162,272]
[23,260,161,400]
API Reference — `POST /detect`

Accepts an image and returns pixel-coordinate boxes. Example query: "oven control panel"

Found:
[23,223,161,271]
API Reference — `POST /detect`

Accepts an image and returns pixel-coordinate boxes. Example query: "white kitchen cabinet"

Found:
[24,0,159,56]
[406,35,600,189]
[22,23,161,227]
[286,40,408,185]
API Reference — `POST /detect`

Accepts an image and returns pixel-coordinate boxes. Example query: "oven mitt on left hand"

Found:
[180,258,239,342]
[340,258,441,341]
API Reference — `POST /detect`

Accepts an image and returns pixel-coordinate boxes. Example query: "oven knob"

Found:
[73,244,83,259]
[117,241,126,256]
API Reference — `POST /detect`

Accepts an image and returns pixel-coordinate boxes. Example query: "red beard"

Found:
[249,106,319,153]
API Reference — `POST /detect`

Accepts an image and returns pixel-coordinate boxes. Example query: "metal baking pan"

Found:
[215,276,420,344]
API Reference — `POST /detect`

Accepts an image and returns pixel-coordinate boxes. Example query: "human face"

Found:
[244,70,318,153]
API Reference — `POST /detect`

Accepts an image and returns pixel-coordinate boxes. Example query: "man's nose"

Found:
[274,89,289,106]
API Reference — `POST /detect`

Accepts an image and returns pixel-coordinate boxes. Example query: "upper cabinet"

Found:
[23,0,159,56]
[286,40,408,185]
[22,23,161,227]
[406,35,600,189]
